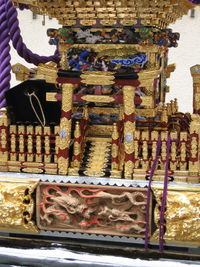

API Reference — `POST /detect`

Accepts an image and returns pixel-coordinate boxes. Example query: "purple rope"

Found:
[159,136,171,252]
[6,0,60,65]
[0,0,11,109]
[144,136,161,250]
[0,0,60,108]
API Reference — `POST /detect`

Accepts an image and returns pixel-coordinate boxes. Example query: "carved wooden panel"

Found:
[37,182,152,238]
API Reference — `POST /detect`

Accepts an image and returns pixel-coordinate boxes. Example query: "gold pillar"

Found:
[58,83,73,175]
[190,65,200,115]
[123,85,135,179]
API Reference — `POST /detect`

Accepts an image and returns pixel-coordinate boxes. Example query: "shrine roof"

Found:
[16,0,199,28]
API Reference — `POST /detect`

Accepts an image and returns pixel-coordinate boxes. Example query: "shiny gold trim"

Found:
[0,177,39,234]
[81,95,114,103]
[151,185,200,245]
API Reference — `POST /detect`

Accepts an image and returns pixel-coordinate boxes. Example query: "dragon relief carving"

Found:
[37,184,150,237]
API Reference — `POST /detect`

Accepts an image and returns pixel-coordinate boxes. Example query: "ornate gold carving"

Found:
[141,131,148,170]
[152,185,200,245]
[0,108,9,162]
[180,132,187,171]
[54,126,60,163]
[123,86,135,116]
[81,95,114,103]
[81,72,115,85]
[58,156,69,174]
[27,126,34,162]
[140,96,154,108]
[18,125,25,162]
[35,126,42,162]
[12,63,31,82]
[35,62,58,84]
[189,114,200,175]
[170,132,178,171]
[58,118,70,150]
[82,139,111,177]
[46,92,57,102]
[10,125,17,161]
[124,160,134,179]
[73,122,81,168]
[44,127,51,163]
[0,177,39,233]
[87,125,113,136]
[62,83,74,113]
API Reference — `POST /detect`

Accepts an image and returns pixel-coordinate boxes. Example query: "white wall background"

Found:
[10,8,200,114]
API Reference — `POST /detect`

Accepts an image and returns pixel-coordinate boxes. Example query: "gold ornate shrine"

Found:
[0,0,200,252]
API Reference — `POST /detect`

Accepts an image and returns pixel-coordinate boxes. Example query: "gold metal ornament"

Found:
[0,177,39,234]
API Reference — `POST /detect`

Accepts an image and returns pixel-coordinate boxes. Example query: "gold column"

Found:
[58,83,73,175]
[190,65,200,114]
[123,85,135,179]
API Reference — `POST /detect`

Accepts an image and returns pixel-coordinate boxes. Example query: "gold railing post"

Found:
[188,114,200,182]
[0,108,9,171]
[73,121,81,169]
[111,123,119,171]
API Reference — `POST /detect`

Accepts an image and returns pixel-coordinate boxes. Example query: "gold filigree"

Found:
[124,160,134,179]
[62,84,74,112]
[58,156,68,175]
[81,95,115,103]
[140,96,154,108]
[123,86,135,116]
[0,177,39,233]
[81,72,115,85]
[152,185,200,245]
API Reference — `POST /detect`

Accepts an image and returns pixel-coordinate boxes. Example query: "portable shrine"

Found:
[0,0,200,254]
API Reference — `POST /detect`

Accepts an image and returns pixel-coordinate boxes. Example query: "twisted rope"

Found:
[159,136,171,252]
[144,136,161,250]
[0,0,60,108]
[6,0,60,65]
[0,0,11,109]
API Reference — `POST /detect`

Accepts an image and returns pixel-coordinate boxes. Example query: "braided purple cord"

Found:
[144,136,161,250]
[0,0,11,109]
[159,136,171,252]
[6,0,60,65]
